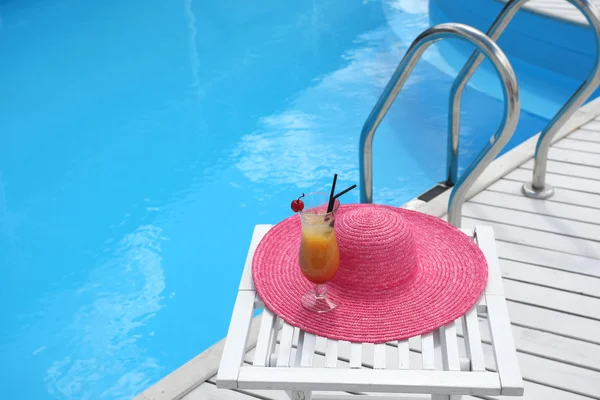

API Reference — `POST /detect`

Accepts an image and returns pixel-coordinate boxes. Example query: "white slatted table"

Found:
[216,224,524,400]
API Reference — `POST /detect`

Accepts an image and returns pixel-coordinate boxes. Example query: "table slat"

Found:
[421,333,435,370]
[301,333,317,367]
[462,308,485,371]
[253,308,276,367]
[440,321,460,371]
[350,343,362,368]
[326,340,339,368]
[374,344,386,369]
[277,322,295,367]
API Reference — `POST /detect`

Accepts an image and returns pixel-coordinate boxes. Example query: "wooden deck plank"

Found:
[582,120,600,131]
[463,202,600,241]
[495,241,600,278]
[570,128,600,143]
[506,301,600,345]
[500,259,600,297]
[521,158,600,181]
[462,217,600,260]
[503,279,600,320]
[505,168,600,194]
[554,138,600,154]
[487,178,600,209]
[548,147,600,168]
[469,317,600,372]
[187,382,262,400]
[470,190,600,224]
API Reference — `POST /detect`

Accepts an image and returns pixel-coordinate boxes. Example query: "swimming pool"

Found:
[0,1,556,399]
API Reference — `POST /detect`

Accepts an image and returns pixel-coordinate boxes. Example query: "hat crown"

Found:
[333,206,419,294]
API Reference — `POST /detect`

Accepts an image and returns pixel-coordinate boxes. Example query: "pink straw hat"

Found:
[253,204,488,343]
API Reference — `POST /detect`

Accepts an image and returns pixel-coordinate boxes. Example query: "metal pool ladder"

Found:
[359,22,520,228]
[450,0,600,199]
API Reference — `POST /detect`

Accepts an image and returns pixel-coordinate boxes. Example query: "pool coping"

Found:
[496,0,593,27]
[134,95,600,400]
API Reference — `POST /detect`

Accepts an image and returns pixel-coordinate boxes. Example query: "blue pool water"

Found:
[0,0,565,398]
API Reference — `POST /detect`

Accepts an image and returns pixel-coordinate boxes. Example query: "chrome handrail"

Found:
[359,23,520,227]
[449,0,600,200]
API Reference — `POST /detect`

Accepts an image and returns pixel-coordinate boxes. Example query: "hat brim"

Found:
[252,204,488,343]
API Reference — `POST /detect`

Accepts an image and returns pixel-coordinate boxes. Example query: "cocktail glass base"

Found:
[301,284,337,313]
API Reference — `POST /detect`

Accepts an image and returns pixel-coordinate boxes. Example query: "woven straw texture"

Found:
[253,204,488,343]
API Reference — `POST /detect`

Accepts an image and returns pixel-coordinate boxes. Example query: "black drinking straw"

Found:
[332,184,357,202]
[327,174,338,213]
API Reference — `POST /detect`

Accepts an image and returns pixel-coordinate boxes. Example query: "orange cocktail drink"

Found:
[298,192,340,313]
[299,222,339,284]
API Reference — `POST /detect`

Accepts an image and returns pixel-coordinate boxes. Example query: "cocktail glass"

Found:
[298,192,340,313]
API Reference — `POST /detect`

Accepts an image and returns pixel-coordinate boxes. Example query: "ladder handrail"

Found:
[448,0,600,199]
[359,23,520,227]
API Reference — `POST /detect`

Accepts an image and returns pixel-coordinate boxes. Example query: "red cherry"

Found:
[290,194,305,212]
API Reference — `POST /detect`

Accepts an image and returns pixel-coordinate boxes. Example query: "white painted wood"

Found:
[217,291,257,388]
[241,349,488,400]
[587,118,600,127]
[397,340,409,370]
[503,279,600,320]
[482,331,600,398]
[373,344,386,369]
[268,317,280,366]
[464,203,600,241]
[474,226,504,296]
[253,309,277,367]
[313,395,432,400]
[439,322,460,371]
[277,322,295,367]
[468,316,600,372]
[325,340,339,368]
[462,217,600,260]
[421,333,435,370]
[554,137,600,154]
[548,147,600,168]
[295,330,305,367]
[350,343,362,368]
[303,326,600,398]
[471,189,600,224]
[239,225,272,291]
[522,158,600,182]
[485,295,523,396]
[507,300,600,345]
[487,178,600,209]
[301,333,317,367]
[496,240,600,278]
[506,167,600,194]
[237,368,502,395]
[501,259,600,297]
[462,308,485,371]
[186,382,256,400]
[317,333,599,400]
[570,128,600,143]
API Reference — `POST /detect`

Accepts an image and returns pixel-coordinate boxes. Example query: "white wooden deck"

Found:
[499,0,600,25]
[136,102,600,400]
